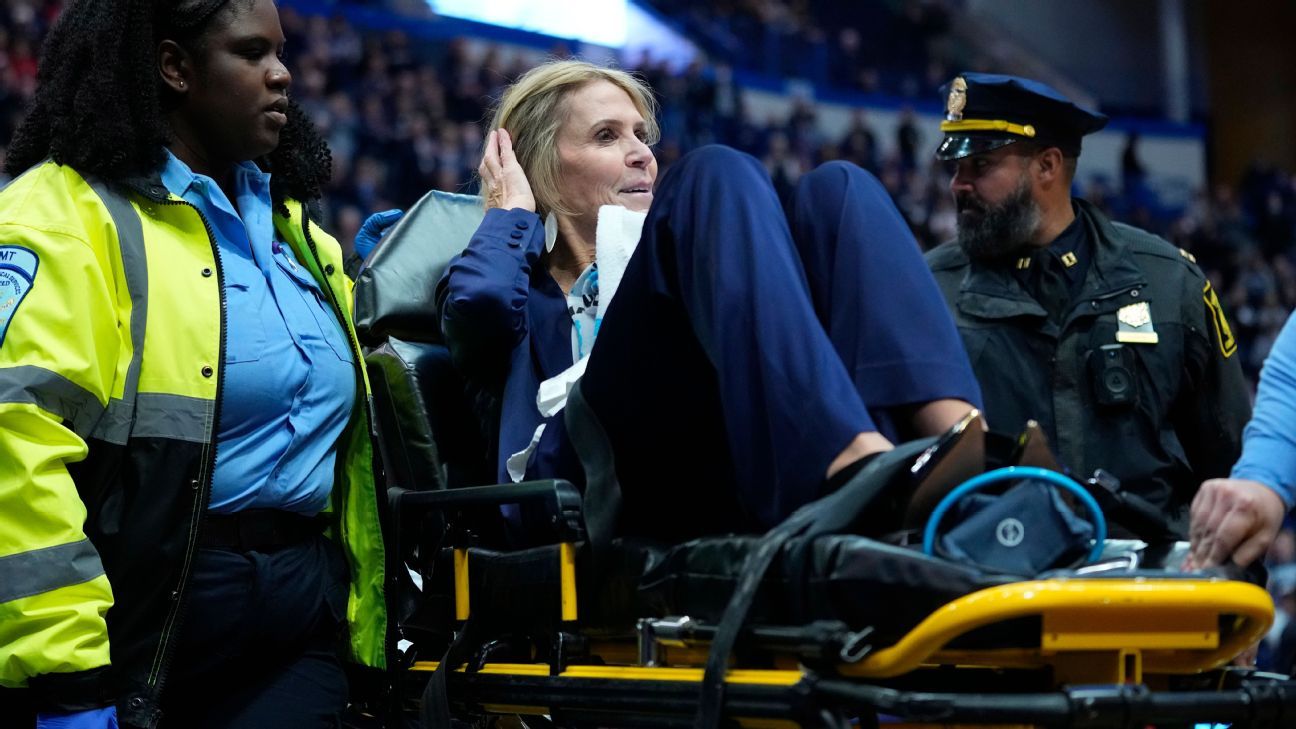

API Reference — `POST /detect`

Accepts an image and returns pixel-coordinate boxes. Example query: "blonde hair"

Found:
[484,59,660,218]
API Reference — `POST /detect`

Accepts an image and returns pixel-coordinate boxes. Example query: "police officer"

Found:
[925,73,1251,538]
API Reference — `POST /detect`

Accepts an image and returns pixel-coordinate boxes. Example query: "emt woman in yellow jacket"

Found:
[0,1,388,727]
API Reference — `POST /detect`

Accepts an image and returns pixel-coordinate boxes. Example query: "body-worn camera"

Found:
[1087,343,1137,408]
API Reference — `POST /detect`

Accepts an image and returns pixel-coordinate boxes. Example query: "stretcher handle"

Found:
[921,466,1107,563]
[395,479,586,543]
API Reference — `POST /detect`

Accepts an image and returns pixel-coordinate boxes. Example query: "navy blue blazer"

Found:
[438,207,580,485]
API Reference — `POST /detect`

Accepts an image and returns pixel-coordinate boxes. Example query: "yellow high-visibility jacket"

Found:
[0,161,389,726]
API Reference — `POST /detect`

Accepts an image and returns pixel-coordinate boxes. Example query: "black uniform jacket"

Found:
[926,198,1251,536]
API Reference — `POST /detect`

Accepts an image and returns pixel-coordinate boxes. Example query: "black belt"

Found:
[199,509,327,552]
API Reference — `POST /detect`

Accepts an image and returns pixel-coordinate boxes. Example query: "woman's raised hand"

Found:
[480,128,536,213]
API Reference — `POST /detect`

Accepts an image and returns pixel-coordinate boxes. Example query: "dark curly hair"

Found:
[5,0,331,208]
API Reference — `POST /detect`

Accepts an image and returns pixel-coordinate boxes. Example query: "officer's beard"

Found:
[955,175,1042,260]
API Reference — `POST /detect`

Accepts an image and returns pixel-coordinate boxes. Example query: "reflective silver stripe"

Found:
[0,370,212,444]
[92,398,133,446]
[85,178,149,411]
[0,365,106,438]
[91,393,214,445]
[0,539,105,604]
[132,392,213,443]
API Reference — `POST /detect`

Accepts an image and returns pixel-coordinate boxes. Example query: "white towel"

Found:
[537,356,590,418]
[595,204,647,312]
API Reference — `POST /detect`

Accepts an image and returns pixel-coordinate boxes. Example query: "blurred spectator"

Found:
[1121,132,1153,213]
[839,110,879,172]
[895,106,920,172]
[1121,132,1147,185]
[762,131,803,202]
[1264,527,1296,673]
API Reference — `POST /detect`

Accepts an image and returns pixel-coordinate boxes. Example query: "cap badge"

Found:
[946,76,968,122]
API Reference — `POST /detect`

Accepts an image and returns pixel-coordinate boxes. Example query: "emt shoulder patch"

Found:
[1202,281,1237,358]
[0,245,39,347]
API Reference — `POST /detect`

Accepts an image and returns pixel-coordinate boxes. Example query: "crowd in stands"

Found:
[641,0,961,99]
[0,1,48,148]
[5,0,1296,674]
[3,0,1295,379]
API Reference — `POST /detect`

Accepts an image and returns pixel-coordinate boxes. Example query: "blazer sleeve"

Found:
[436,207,546,387]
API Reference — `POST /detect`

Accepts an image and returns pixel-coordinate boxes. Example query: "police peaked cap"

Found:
[936,72,1109,161]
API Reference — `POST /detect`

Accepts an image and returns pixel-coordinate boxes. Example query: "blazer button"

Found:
[516,220,529,230]
[201,366,214,378]
[510,230,524,239]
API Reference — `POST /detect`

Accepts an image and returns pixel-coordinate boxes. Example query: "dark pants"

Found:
[579,146,978,541]
[155,534,350,729]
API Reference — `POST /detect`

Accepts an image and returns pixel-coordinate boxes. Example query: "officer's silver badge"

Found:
[946,76,967,121]
[1116,301,1158,344]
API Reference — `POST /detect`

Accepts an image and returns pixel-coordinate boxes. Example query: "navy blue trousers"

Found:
[579,146,979,541]
[155,535,349,729]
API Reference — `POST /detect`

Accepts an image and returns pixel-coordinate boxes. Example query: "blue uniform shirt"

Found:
[161,151,356,514]
[1232,311,1296,508]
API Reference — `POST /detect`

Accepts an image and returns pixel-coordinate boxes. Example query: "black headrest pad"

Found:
[353,189,485,346]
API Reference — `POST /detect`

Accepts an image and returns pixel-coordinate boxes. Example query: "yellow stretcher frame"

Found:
[414,576,1272,690]
[839,577,1272,683]
[401,481,1279,726]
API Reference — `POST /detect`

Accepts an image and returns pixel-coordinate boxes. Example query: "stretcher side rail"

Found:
[818,678,1296,729]
[414,661,1296,728]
